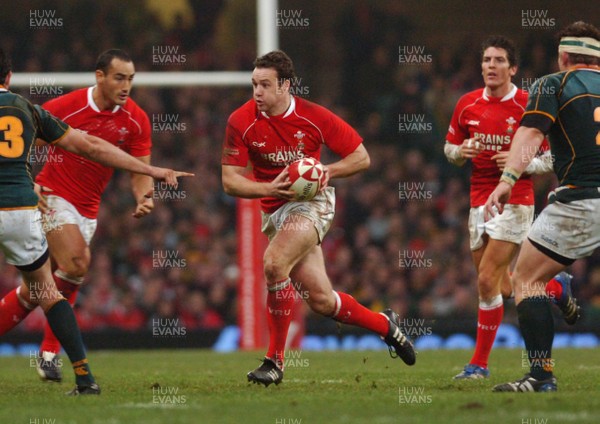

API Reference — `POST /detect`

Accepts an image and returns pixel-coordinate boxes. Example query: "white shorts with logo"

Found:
[0,208,48,267]
[468,204,534,251]
[261,187,335,243]
[44,195,97,245]
[528,198,600,260]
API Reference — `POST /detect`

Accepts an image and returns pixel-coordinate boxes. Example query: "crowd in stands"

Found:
[1,1,599,335]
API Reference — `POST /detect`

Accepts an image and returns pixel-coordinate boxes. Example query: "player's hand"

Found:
[133,189,154,219]
[491,151,509,170]
[460,136,484,159]
[319,166,330,191]
[269,167,296,200]
[34,184,52,214]
[150,167,194,189]
[484,182,512,221]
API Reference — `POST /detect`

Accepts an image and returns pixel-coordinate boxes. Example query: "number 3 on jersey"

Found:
[0,116,25,158]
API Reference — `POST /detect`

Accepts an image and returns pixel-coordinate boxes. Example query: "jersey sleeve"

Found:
[222,114,249,167]
[34,105,70,144]
[520,75,560,134]
[445,96,470,145]
[125,108,152,157]
[322,109,363,157]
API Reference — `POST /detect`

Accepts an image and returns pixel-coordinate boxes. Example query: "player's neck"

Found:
[91,86,116,111]
[268,95,292,117]
[485,83,513,99]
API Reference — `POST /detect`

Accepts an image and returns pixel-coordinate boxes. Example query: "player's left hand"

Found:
[133,189,154,218]
[491,151,509,170]
[319,166,330,191]
[484,182,512,221]
[34,183,52,214]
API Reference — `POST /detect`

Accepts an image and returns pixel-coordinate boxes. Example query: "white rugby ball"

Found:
[287,157,325,201]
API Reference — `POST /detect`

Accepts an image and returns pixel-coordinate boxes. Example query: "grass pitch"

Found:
[0,348,599,424]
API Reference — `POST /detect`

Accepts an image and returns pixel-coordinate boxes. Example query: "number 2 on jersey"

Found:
[0,116,25,158]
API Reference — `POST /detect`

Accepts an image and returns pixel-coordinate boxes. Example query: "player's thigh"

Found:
[470,236,488,272]
[0,209,48,269]
[512,238,565,302]
[290,245,334,309]
[290,245,331,292]
[45,223,90,271]
[478,238,519,275]
[264,214,320,277]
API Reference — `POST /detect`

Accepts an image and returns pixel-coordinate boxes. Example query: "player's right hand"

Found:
[34,184,52,214]
[269,167,295,200]
[460,136,484,159]
[151,168,194,188]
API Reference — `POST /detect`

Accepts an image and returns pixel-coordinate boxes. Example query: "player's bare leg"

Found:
[455,238,517,379]
[291,243,415,365]
[493,239,564,392]
[247,214,414,387]
[18,260,100,395]
[247,214,321,387]
[37,223,90,381]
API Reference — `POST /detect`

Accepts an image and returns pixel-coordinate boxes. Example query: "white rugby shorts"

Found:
[0,208,48,267]
[261,187,335,243]
[468,204,534,251]
[528,198,600,260]
[44,195,98,245]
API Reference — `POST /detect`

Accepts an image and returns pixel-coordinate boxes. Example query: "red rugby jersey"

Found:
[36,87,151,218]
[446,85,540,207]
[223,96,363,213]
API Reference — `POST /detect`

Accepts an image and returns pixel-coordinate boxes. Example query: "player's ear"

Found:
[509,65,517,77]
[95,69,105,84]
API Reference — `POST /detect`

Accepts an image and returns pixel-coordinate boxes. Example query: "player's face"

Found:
[481,47,516,92]
[251,67,290,116]
[96,58,135,108]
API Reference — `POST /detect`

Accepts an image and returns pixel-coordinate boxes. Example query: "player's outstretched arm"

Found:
[55,130,194,187]
[325,143,370,179]
[222,164,295,200]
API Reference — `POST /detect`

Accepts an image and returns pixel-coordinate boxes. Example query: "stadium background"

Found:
[1,0,599,353]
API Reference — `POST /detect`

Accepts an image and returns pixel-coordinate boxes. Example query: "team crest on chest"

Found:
[506,116,517,134]
[117,126,129,145]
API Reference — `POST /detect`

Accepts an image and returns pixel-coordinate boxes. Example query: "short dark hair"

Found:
[95,49,133,74]
[253,50,296,82]
[0,48,12,85]
[481,35,519,67]
[556,21,600,66]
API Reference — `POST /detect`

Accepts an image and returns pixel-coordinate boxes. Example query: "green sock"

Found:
[45,299,95,386]
[517,297,555,380]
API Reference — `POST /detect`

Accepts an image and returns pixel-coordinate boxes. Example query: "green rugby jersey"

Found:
[0,88,70,208]
[521,66,600,187]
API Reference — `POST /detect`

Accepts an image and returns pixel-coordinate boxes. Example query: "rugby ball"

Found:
[287,157,325,201]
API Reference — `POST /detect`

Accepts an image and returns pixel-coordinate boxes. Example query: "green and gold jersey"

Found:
[0,88,70,209]
[521,66,600,187]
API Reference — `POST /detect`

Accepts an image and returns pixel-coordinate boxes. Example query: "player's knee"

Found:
[307,291,335,316]
[263,254,288,284]
[477,270,497,298]
[61,256,90,278]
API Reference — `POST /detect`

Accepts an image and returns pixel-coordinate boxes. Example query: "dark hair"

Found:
[556,21,600,66]
[481,35,519,67]
[0,48,12,85]
[95,49,133,74]
[253,50,296,82]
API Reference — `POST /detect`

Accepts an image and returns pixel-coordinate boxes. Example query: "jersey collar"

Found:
[88,86,121,113]
[260,95,296,119]
[483,83,517,102]
[0,84,8,92]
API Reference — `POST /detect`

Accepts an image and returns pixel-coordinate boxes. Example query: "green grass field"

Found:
[0,348,599,424]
